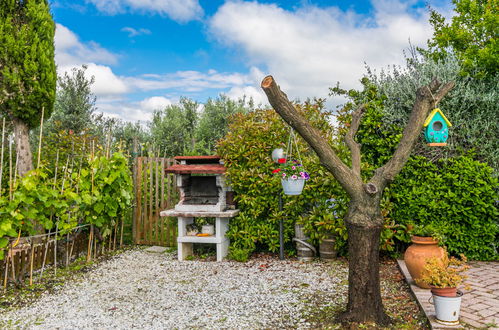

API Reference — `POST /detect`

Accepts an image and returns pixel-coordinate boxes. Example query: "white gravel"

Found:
[0,248,349,329]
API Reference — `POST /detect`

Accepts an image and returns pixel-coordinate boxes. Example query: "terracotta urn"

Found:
[404,236,446,289]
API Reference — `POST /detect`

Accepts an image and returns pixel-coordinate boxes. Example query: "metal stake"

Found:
[279,193,284,260]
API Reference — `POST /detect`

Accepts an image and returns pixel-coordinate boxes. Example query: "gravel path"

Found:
[1,248,349,329]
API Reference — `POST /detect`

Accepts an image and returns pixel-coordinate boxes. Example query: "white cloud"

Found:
[139,96,172,112]
[55,23,118,67]
[121,27,152,37]
[209,1,437,102]
[85,0,204,22]
[58,63,128,97]
[125,69,254,92]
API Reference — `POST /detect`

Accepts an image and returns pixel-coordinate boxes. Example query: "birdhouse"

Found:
[424,108,452,146]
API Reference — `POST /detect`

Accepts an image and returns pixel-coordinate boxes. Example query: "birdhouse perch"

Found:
[424,108,452,146]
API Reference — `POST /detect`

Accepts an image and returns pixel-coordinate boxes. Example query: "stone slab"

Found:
[144,246,168,253]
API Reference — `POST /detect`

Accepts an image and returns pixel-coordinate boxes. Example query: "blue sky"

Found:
[51,0,452,122]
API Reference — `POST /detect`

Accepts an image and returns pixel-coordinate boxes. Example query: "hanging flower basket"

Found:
[281,177,305,195]
[272,129,310,195]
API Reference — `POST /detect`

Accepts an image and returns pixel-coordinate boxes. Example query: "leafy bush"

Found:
[228,247,251,262]
[388,155,498,260]
[217,101,345,254]
[0,150,133,260]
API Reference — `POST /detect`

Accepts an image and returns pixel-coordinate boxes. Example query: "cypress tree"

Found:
[0,0,56,175]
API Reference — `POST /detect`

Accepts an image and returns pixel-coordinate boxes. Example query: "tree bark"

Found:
[340,195,390,324]
[13,117,34,176]
[261,75,454,326]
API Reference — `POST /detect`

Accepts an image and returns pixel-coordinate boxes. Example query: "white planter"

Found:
[201,225,215,236]
[432,291,463,326]
[281,178,305,195]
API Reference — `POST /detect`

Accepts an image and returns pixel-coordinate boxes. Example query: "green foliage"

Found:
[227,247,251,262]
[388,155,498,260]
[79,152,133,233]
[49,65,96,134]
[0,150,133,259]
[196,95,252,152]
[0,0,56,128]
[218,101,349,254]
[331,77,497,260]
[425,0,498,79]
[366,52,499,174]
[149,97,201,157]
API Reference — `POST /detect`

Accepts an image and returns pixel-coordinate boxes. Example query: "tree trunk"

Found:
[13,118,34,176]
[261,75,454,326]
[339,196,390,325]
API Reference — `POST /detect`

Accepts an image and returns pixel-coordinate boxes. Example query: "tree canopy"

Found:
[0,0,56,127]
[426,0,498,79]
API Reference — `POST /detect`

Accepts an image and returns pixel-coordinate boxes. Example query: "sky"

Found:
[51,0,453,123]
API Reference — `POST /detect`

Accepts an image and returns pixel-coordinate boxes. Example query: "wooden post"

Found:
[132,137,138,242]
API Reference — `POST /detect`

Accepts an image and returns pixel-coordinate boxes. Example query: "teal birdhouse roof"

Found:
[424,108,452,127]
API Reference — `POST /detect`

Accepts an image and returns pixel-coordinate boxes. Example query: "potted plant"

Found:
[186,224,198,236]
[417,253,470,325]
[196,218,215,236]
[404,223,446,288]
[272,158,310,195]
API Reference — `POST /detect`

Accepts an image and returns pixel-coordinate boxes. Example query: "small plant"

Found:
[408,223,444,243]
[417,252,470,288]
[272,158,310,180]
[228,247,250,262]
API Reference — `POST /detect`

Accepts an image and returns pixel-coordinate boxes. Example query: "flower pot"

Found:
[319,235,337,262]
[404,236,446,289]
[201,225,214,236]
[281,178,305,195]
[293,224,315,261]
[431,290,463,326]
[431,287,458,297]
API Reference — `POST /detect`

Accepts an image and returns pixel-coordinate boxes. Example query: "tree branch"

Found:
[261,75,363,198]
[372,79,455,188]
[345,105,366,177]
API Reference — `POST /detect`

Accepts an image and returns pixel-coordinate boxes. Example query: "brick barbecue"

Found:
[162,155,238,261]
[165,155,234,212]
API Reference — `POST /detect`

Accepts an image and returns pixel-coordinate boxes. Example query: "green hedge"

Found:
[218,100,498,260]
[388,155,498,260]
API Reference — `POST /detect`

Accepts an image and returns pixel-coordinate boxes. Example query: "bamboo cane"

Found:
[37,107,44,169]
[13,139,19,189]
[120,217,124,248]
[87,225,93,262]
[3,245,10,289]
[38,237,50,281]
[113,221,117,251]
[54,224,58,276]
[8,136,12,200]
[29,239,35,286]
[0,117,6,195]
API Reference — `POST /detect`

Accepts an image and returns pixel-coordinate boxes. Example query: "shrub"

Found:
[389,155,498,260]
[217,101,344,254]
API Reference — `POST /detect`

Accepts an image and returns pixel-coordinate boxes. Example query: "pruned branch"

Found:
[345,105,366,177]
[261,75,363,197]
[372,78,455,188]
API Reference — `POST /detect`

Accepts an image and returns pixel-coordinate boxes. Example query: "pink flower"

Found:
[291,175,298,180]
[292,166,296,170]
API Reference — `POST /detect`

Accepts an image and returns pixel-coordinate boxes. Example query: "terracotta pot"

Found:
[404,236,446,289]
[431,287,458,297]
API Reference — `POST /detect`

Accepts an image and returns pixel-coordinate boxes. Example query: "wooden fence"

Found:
[133,157,178,246]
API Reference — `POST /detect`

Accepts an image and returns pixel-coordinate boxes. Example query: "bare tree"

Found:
[261,75,454,324]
